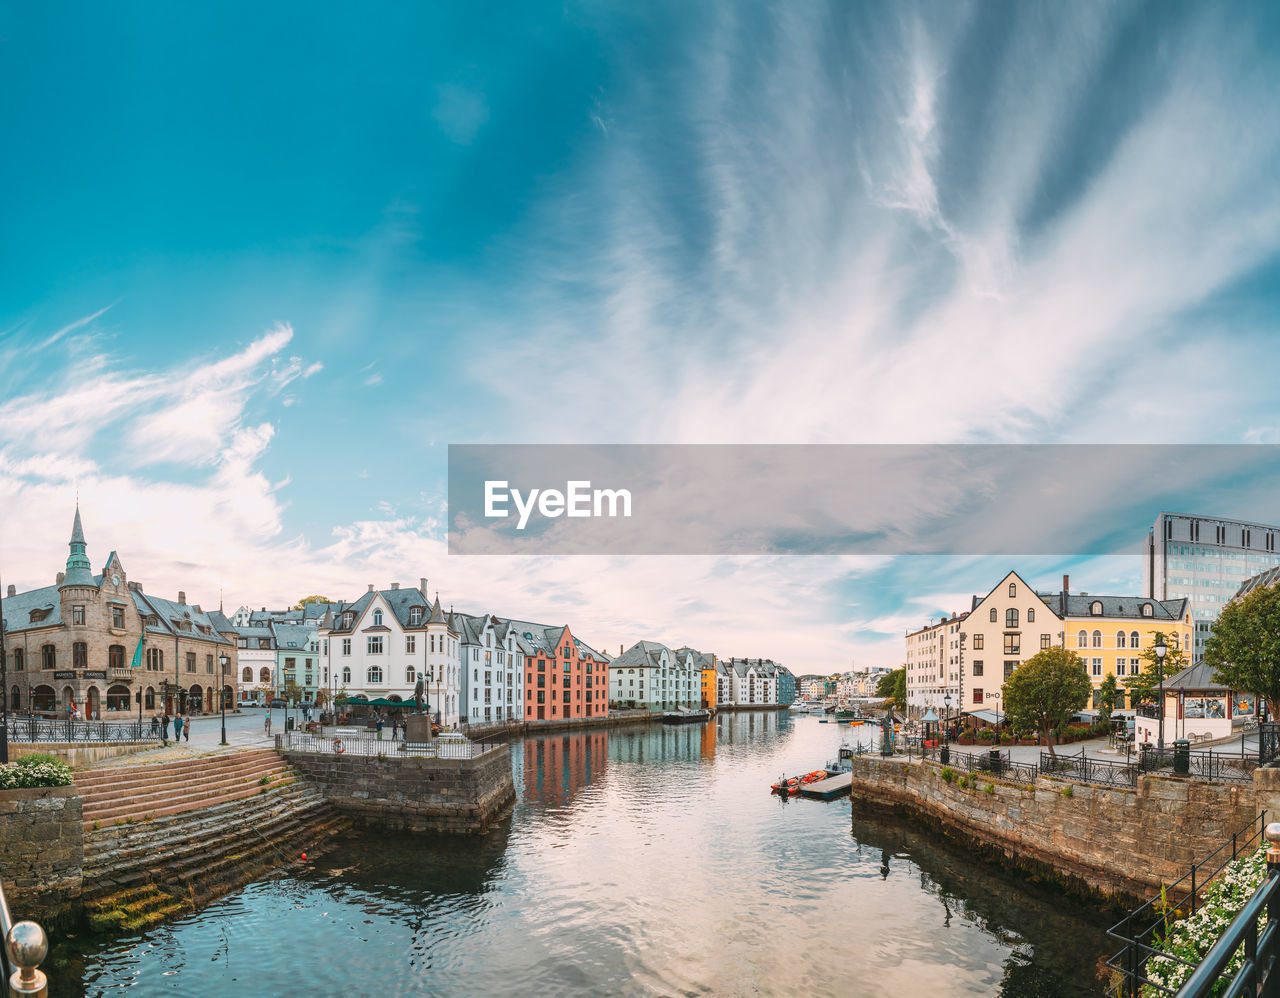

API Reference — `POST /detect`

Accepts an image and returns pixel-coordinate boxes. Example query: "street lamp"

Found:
[218,653,230,745]
[942,692,953,764]
[1154,634,1168,752]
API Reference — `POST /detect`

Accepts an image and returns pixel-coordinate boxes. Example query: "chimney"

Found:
[1063,574,1069,596]
[390,582,400,590]
[368,584,374,593]
[420,578,429,597]
[56,572,65,585]
[6,584,13,597]
[1060,575,1068,617]
[178,591,186,605]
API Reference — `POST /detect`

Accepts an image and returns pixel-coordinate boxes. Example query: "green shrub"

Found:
[1061,784,1074,798]
[0,755,74,789]
[976,729,997,744]
[957,775,970,789]
[940,767,955,784]
[984,783,995,796]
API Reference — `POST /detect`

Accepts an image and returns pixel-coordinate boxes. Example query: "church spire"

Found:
[62,503,95,588]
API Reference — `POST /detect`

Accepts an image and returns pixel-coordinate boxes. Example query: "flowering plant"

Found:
[0,754,74,789]
[1142,845,1269,996]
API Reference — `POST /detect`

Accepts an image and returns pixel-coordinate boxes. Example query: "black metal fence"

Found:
[1040,751,1139,788]
[283,730,500,759]
[1105,812,1270,996]
[1,716,156,743]
[1260,722,1280,765]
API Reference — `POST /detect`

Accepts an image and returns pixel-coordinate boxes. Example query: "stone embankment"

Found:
[283,745,515,834]
[0,785,83,929]
[76,749,350,932]
[846,755,1272,904]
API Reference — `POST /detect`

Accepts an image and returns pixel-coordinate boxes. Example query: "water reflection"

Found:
[53,714,1110,997]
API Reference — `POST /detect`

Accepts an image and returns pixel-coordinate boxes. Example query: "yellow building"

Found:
[959,571,1193,714]
[702,659,718,711]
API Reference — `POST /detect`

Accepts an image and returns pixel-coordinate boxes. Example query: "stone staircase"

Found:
[75,749,351,933]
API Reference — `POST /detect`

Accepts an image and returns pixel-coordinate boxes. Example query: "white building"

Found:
[720,658,780,707]
[233,624,277,703]
[610,640,699,712]
[904,612,967,716]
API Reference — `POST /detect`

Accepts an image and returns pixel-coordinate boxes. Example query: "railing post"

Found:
[1191,866,1197,914]
[5,919,49,997]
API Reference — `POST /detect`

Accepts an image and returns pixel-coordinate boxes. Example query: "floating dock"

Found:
[799,772,853,799]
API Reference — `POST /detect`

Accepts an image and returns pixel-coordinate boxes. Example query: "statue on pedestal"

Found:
[414,677,425,714]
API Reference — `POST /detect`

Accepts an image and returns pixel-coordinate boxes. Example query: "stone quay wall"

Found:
[0,786,84,928]
[461,710,655,742]
[11,741,152,767]
[284,745,515,834]
[846,755,1263,904]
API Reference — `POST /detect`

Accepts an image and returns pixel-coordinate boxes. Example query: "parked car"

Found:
[241,697,264,708]
[269,698,286,709]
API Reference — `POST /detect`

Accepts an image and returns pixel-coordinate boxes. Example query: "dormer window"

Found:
[1141,603,1154,617]
[373,609,383,626]
[343,613,354,628]
[1090,601,1103,616]
[409,607,423,625]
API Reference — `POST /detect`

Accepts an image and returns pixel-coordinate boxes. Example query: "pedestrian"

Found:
[174,714,184,742]
[392,719,400,741]
[265,713,272,737]
[150,713,160,740]
[376,717,384,741]
[162,713,171,746]
[183,714,190,742]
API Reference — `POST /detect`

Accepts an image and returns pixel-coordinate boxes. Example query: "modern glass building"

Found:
[1143,512,1280,662]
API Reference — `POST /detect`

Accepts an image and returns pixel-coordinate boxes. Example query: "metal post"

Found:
[0,564,9,764]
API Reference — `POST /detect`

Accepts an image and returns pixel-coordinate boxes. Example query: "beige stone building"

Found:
[0,506,238,718]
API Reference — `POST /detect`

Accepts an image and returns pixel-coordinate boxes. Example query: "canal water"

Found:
[51,713,1113,996]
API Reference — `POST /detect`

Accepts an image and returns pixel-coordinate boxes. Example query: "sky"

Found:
[2,0,1280,671]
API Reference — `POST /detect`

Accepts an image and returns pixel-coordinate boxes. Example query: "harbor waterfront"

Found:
[48,712,1112,997]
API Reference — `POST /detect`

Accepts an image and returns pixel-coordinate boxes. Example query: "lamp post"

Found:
[218,653,229,745]
[942,692,952,764]
[1155,634,1168,752]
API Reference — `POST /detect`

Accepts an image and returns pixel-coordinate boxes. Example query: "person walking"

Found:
[183,714,191,743]
[376,717,384,741]
[161,713,171,746]
[264,713,272,737]
[174,714,184,743]
[150,713,160,740]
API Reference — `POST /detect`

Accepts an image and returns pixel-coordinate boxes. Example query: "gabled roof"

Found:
[1058,594,1188,622]
[1163,661,1232,692]
[1,584,63,633]
[1234,567,1280,601]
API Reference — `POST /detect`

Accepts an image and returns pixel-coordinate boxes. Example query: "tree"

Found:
[1001,647,1092,757]
[1124,631,1188,706]
[1097,674,1118,724]
[876,667,906,710]
[315,688,330,711]
[283,679,303,704]
[293,595,333,610]
[1205,583,1280,717]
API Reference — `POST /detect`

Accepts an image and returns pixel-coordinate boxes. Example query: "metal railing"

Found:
[0,874,49,996]
[1041,752,1139,789]
[283,730,500,759]
[1174,861,1280,996]
[1260,723,1280,765]
[5,717,157,743]
[1106,812,1270,996]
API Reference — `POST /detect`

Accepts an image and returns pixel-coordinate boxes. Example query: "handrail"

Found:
[1174,869,1280,996]
[0,875,49,997]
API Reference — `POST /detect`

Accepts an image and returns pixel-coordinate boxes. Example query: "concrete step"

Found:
[80,759,292,821]
[83,774,298,829]
[75,749,281,793]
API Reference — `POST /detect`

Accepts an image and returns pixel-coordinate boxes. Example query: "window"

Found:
[1003,661,1017,679]
[410,607,423,625]
[242,667,253,682]
[1116,631,1127,649]
[972,634,984,650]
[72,605,85,625]
[1027,608,1035,623]
[1003,634,1020,655]
[12,649,22,671]
[342,613,353,628]
[42,644,57,669]
[1092,630,1103,648]
[1008,582,1016,598]
[1131,657,1142,674]
[74,642,88,668]
[1116,660,1126,677]
[112,605,125,628]
[207,654,214,673]
[108,645,125,670]
[367,635,385,655]
[1077,629,1088,648]
[406,667,416,684]
[1141,603,1154,617]
[989,607,997,622]
[973,688,984,704]
[367,666,383,684]
[146,647,162,671]
[1090,601,1103,615]
[1091,658,1103,677]
[145,687,155,709]
[1040,634,1051,650]
[972,660,984,677]
[342,638,351,656]
[186,652,196,673]
[1131,631,1141,648]
[405,635,416,654]
[373,609,383,626]
[1006,609,1018,628]
[342,667,351,684]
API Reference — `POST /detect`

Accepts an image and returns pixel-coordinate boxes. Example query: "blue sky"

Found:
[2,1,1280,669]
